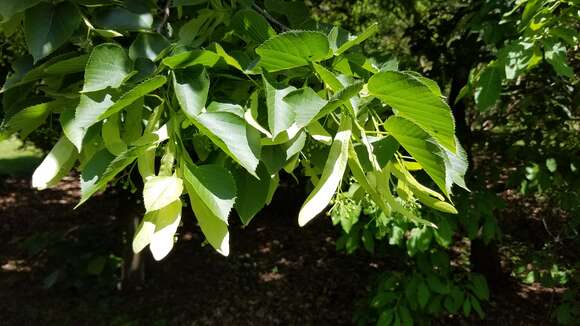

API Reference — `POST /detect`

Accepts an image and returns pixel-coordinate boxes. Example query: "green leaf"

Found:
[439,137,469,194]
[368,71,456,152]
[143,176,184,212]
[82,44,133,93]
[43,54,89,75]
[462,296,472,317]
[470,296,485,319]
[162,50,221,69]
[98,76,167,120]
[101,113,127,155]
[173,67,210,119]
[78,144,153,207]
[470,274,490,301]
[191,111,260,176]
[283,87,328,128]
[32,135,78,190]
[264,77,297,139]
[24,2,80,62]
[62,91,115,151]
[332,23,379,55]
[256,31,331,72]
[232,9,276,44]
[384,116,448,196]
[94,7,153,32]
[417,280,431,308]
[0,0,43,23]
[299,115,351,226]
[475,64,503,110]
[183,164,236,222]
[183,164,236,256]
[544,40,573,78]
[129,33,170,61]
[233,165,271,225]
[5,100,65,138]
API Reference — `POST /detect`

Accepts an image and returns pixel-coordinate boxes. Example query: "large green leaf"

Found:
[132,199,182,261]
[256,31,331,72]
[384,116,448,196]
[61,91,115,151]
[183,164,236,222]
[192,112,260,176]
[368,71,456,152]
[298,115,352,226]
[43,54,89,75]
[173,67,209,119]
[233,164,271,225]
[82,43,133,93]
[474,64,503,111]
[143,176,184,212]
[24,2,80,62]
[32,135,78,190]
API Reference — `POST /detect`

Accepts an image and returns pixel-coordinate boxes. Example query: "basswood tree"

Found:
[1,0,468,322]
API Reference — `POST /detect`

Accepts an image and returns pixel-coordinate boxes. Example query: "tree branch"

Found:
[252,3,289,32]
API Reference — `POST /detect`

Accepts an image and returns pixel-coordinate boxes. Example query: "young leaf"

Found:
[24,2,80,62]
[133,199,182,261]
[82,43,133,93]
[143,176,184,213]
[299,115,352,226]
[368,71,456,152]
[32,135,78,190]
[256,31,331,72]
[332,23,379,55]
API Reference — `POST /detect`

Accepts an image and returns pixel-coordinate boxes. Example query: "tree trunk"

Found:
[116,189,146,291]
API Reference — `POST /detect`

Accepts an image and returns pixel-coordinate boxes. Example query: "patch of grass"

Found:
[0,137,43,176]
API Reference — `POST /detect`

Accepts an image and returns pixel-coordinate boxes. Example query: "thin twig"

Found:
[157,0,172,34]
[252,3,289,32]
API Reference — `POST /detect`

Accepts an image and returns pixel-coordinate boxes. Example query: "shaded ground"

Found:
[0,173,566,325]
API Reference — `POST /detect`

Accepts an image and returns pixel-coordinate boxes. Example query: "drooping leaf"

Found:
[299,115,351,226]
[368,71,456,152]
[183,164,236,222]
[82,44,133,93]
[24,2,80,62]
[143,176,184,212]
[256,31,331,72]
[173,67,210,119]
[233,164,271,225]
[32,135,78,190]
[5,100,69,138]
